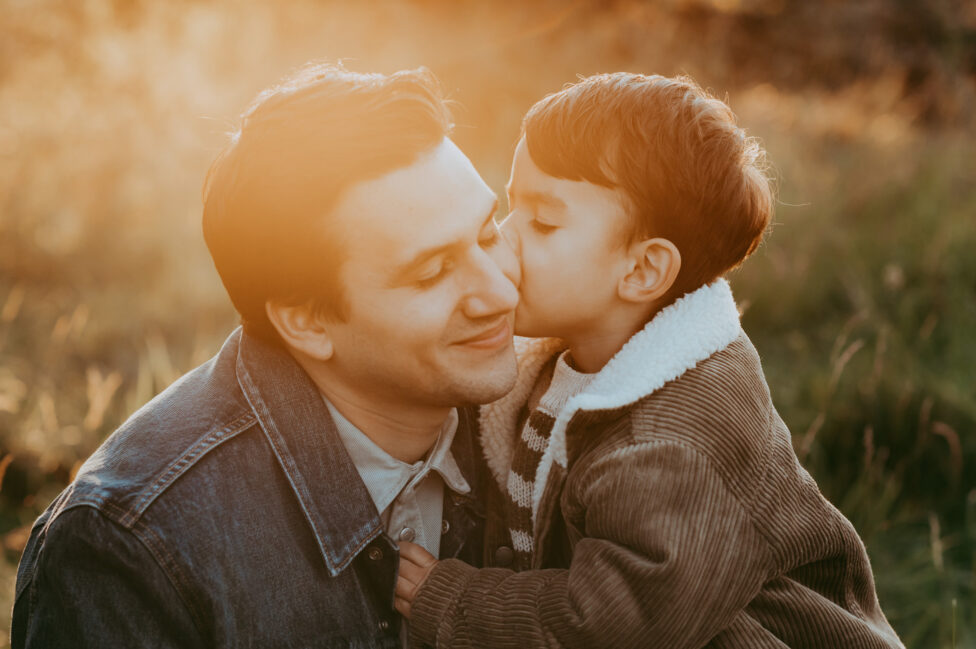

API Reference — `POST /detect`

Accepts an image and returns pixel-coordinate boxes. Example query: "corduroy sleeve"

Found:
[408,441,774,649]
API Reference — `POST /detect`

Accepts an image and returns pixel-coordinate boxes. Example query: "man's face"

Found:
[502,137,633,339]
[322,138,519,409]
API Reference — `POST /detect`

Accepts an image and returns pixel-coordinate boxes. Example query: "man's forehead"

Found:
[332,138,496,267]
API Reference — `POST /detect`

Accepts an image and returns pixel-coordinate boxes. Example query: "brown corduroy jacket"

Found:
[409,280,903,649]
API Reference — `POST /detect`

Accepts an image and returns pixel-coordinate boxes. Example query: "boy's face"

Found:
[502,137,634,340]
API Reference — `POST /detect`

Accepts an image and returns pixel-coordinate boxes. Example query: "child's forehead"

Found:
[513,170,625,219]
[510,186,566,208]
[508,145,571,204]
[509,139,623,204]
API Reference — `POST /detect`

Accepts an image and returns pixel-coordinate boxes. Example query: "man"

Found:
[12,63,519,647]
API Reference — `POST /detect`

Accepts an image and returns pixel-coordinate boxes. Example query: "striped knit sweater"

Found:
[506,352,595,570]
[408,279,904,649]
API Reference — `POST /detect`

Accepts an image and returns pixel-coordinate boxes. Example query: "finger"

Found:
[399,541,437,567]
[394,595,411,619]
[398,559,428,587]
[395,574,418,600]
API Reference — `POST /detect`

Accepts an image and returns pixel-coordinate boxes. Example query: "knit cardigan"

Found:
[408,280,903,649]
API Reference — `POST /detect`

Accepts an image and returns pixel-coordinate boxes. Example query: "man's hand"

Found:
[395,541,439,619]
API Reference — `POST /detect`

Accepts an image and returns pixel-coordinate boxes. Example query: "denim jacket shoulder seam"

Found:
[35,504,208,641]
[119,412,257,527]
[18,503,204,641]
[37,499,131,544]
[130,518,209,638]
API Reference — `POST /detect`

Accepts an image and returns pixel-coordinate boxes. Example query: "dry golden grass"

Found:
[1,0,973,645]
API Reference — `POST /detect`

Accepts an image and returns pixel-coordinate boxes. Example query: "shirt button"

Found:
[494,545,514,567]
[367,547,383,561]
[398,527,416,542]
[378,620,390,631]
[441,519,450,535]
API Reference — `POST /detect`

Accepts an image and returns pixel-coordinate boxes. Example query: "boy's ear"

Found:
[617,237,681,304]
[265,301,334,361]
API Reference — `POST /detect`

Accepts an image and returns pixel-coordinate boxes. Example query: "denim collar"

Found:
[235,329,384,577]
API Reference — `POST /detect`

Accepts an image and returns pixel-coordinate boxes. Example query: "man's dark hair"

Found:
[522,72,772,306]
[202,63,453,342]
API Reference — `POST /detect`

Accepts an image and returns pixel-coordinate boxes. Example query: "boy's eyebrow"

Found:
[392,199,499,280]
[507,186,566,209]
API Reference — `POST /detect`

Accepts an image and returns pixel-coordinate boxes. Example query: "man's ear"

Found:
[265,301,334,361]
[617,237,681,304]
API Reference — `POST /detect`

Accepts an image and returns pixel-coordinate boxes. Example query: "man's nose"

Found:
[463,242,520,319]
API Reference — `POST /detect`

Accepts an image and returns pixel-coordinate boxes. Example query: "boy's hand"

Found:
[395,541,438,619]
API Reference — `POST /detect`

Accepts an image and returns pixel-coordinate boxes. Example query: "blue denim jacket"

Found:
[11,328,485,648]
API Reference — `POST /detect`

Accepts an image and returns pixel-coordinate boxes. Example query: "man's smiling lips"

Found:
[454,319,512,350]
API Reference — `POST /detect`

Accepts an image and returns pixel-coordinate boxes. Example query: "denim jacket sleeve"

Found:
[12,506,204,649]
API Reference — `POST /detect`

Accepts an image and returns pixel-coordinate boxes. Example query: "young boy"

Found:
[396,73,903,648]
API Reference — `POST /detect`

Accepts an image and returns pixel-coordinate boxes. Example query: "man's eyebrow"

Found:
[393,198,499,279]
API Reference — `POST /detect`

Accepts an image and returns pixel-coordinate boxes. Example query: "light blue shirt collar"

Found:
[322,398,470,515]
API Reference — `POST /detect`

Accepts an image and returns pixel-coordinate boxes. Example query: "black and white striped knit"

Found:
[506,350,595,569]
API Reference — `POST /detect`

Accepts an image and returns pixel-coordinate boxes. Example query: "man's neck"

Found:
[287,352,448,464]
[316,384,448,464]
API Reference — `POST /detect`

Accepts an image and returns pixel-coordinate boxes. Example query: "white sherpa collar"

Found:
[479,278,743,522]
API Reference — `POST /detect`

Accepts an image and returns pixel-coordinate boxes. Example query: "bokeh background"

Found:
[1,0,974,645]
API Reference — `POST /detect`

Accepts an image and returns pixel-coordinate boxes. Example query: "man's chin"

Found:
[512,309,532,337]
[449,347,517,405]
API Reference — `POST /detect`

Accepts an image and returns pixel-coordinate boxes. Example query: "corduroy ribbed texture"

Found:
[408,334,904,649]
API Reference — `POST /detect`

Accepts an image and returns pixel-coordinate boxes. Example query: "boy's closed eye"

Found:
[527,195,565,236]
[530,218,559,235]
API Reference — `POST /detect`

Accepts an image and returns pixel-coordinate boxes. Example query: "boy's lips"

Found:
[454,319,512,350]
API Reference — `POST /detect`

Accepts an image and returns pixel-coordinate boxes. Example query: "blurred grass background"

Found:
[0,0,974,645]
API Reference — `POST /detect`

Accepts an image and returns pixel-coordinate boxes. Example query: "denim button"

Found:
[494,545,514,567]
[367,547,383,561]
[398,527,415,542]
[440,519,450,535]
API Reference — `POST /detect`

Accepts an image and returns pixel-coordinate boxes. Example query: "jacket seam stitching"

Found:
[17,506,206,643]
[131,517,209,638]
[120,412,257,526]
[237,358,381,575]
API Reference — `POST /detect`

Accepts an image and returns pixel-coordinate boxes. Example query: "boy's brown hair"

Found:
[522,73,772,305]
[202,63,453,343]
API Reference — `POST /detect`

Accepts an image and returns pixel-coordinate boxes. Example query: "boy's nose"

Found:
[499,215,522,261]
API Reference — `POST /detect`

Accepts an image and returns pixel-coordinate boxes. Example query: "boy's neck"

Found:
[566,334,626,373]
[565,301,663,373]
